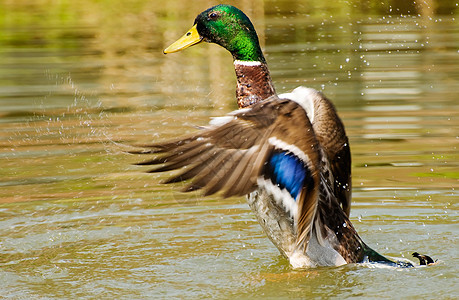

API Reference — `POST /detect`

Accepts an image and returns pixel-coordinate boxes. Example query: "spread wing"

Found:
[134,96,322,246]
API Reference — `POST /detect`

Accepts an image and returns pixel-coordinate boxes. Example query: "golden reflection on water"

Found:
[0,0,458,298]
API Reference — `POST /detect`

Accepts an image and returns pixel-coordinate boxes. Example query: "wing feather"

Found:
[181,151,235,192]
[222,146,260,197]
[160,148,225,183]
[303,89,352,216]
[135,96,322,248]
[263,100,321,247]
[202,150,244,196]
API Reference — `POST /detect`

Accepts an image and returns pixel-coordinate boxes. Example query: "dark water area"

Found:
[0,0,458,298]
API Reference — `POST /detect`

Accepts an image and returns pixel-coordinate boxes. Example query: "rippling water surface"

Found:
[1,0,458,298]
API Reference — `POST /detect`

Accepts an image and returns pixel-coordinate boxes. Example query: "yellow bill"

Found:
[164,24,203,54]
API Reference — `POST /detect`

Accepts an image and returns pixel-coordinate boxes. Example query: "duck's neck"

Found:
[233,60,276,108]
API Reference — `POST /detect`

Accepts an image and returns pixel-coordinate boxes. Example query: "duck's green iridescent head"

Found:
[164,5,265,63]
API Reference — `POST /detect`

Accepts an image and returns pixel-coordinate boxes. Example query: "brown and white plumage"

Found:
[137,95,322,250]
[134,4,427,268]
[135,88,397,267]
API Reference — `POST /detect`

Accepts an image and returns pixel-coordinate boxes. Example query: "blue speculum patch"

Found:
[267,151,310,200]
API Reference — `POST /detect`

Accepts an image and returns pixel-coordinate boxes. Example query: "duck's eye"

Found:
[208,12,219,20]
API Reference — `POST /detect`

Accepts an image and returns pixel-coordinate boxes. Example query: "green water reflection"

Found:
[0,0,458,298]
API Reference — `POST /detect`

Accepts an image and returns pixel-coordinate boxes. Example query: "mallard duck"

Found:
[137,4,417,268]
